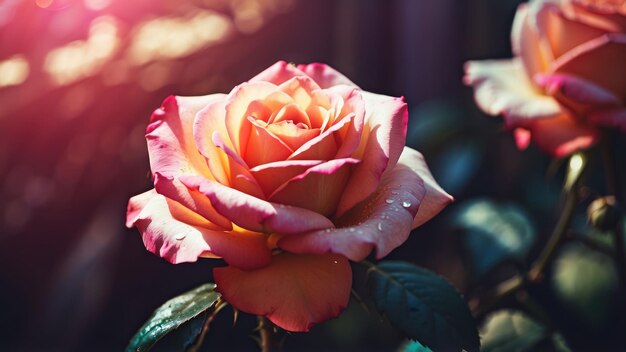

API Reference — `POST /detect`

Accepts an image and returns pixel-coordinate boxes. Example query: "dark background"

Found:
[4,0,621,351]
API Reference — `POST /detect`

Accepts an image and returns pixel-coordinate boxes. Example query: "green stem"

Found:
[601,131,626,289]
[527,184,579,282]
[257,316,280,352]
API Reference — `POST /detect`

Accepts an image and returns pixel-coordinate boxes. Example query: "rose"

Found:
[465,0,626,157]
[126,61,452,332]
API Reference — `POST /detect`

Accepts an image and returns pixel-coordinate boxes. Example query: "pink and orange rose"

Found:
[465,0,626,157]
[126,61,451,331]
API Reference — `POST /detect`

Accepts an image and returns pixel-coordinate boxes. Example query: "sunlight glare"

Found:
[44,16,119,85]
[0,55,30,87]
[127,10,233,66]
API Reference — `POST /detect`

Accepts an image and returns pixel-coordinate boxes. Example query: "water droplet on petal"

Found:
[333,260,338,264]
[175,234,186,240]
[348,227,356,232]
[402,201,412,208]
[385,198,394,204]
[377,223,383,231]
[325,229,332,233]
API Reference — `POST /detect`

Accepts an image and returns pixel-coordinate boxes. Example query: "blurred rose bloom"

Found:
[126,61,451,331]
[465,0,626,157]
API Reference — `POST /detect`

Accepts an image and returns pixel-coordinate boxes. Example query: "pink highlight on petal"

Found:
[154,173,232,230]
[534,73,622,107]
[336,92,408,217]
[297,62,358,89]
[179,175,334,234]
[214,253,351,332]
[146,95,225,180]
[250,159,324,196]
[128,193,271,269]
[514,128,533,150]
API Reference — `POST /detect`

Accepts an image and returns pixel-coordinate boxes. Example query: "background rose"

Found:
[465,0,626,157]
[126,61,452,332]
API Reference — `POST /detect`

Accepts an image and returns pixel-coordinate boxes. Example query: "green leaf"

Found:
[480,310,572,352]
[127,283,222,352]
[366,261,479,352]
[480,310,545,352]
[399,339,434,352]
[552,244,618,329]
[454,199,535,277]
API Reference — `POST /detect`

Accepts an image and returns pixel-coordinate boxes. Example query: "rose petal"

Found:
[213,253,351,332]
[279,148,428,261]
[269,158,360,216]
[335,92,407,217]
[126,189,157,228]
[552,34,626,100]
[535,72,622,108]
[244,117,294,167]
[179,175,335,234]
[512,3,554,77]
[127,192,272,269]
[297,62,358,89]
[193,98,231,185]
[588,108,626,132]
[401,148,454,228]
[514,128,533,150]
[464,59,565,127]
[225,81,279,156]
[525,112,599,157]
[539,4,608,59]
[153,173,232,230]
[278,76,321,109]
[250,159,324,196]
[570,1,626,32]
[249,61,308,85]
[147,95,224,179]
[288,113,355,161]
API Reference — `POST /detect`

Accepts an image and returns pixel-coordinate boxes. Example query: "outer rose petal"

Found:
[551,33,626,101]
[525,112,599,157]
[588,108,626,132]
[126,192,272,269]
[464,59,564,127]
[279,147,429,261]
[335,92,408,216]
[535,72,622,107]
[146,95,224,179]
[179,175,335,234]
[249,61,308,85]
[154,173,232,230]
[297,62,358,89]
[401,148,454,228]
[213,253,351,332]
[512,4,553,77]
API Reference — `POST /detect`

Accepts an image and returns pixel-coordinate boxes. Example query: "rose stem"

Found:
[601,130,626,289]
[474,153,585,317]
[257,316,281,352]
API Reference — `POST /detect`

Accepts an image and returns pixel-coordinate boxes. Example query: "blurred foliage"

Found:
[454,199,535,278]
[551,244,618,330]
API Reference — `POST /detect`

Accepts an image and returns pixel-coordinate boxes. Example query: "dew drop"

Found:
[325,229,332,233]
[385,198,395,204]
[348,228,356,232]
[402,201,412,208]
[333,260,338,264]
[175,234,186,240]
[377,223,383,231]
